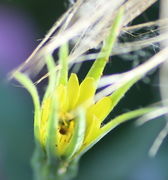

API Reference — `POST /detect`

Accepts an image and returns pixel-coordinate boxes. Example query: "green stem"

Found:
[32,152,79,180]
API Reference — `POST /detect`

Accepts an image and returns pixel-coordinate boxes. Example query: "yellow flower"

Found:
[14,9,151,163]
[40,73,114,158]
[12,9,155,179]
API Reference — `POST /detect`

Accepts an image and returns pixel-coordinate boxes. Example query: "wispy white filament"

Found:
[11,0,157,77]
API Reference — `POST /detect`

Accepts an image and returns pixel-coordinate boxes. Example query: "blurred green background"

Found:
[0,1,168,180]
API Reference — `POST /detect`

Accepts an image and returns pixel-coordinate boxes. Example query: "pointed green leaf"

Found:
[101,108,156,135]
[13,72,41,141]
[43,55,57,101]
[42,55,58,162]
[78,107,156,157]
[43,55,59,164]
[58,43,69,85]
[109,76,140,112]
[46,94,58,164]
[86,8,124,81]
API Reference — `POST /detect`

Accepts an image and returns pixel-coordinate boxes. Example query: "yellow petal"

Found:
[76,77,96,107]
[84,116,100,144]
[67,73,80,110]
[80,105,99,146]
[81,97,112,148]
[92,97,112,122]
[86,105,95,127]
[86,97,112,132]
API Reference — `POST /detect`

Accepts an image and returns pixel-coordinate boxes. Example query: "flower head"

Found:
[13,9,153,179]
[40,72,114,158]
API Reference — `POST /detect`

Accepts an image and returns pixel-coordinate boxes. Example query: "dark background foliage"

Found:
[0,1,168,180]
